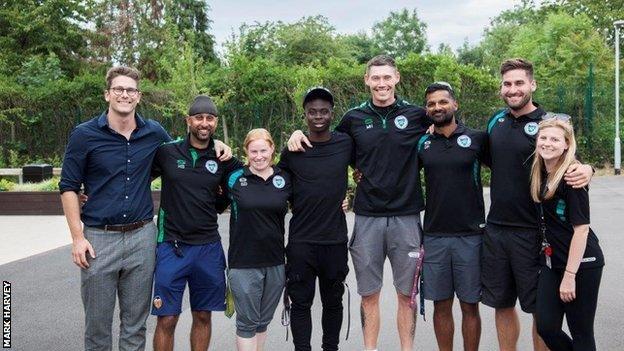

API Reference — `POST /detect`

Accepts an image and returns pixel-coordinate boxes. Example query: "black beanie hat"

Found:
[188,95,218,116]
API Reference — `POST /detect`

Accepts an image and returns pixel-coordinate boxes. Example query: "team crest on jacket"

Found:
[273,175,285,189]
[394,115,408,129]
[205,160,218,174]
[153,296,162,309]
[524,122,539,136]
[457,135,472,148]
[424,140,431,150]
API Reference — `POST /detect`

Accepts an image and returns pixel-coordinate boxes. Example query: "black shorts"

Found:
[481,223,540,313]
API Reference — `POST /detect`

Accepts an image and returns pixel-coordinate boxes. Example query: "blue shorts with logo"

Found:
[151,241,226,316]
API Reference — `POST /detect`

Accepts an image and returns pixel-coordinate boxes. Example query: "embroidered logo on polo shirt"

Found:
[394,115,408,129]
[364,118,373,129]
[498,117,505,123]
[205,160,218,174]
[424,140,431,150]
[177,159,186,169]
[524,122,539,136]
[273,175,285,189]
[153,296,163,309]
[457,135,472,148]
[239,177,248,186]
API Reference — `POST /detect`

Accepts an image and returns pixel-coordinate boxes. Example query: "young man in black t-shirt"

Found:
[278,87,353,351]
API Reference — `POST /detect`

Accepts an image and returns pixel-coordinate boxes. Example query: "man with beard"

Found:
[483,58,593,351]
[278,87,352,351]
[288,56,430,351]
[417,82,486,351]
[150,95,242,351]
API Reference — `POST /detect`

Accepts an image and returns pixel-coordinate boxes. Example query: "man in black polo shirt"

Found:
[150,95,241,351]
[278,87,353,351]
[417,82,488,351]
[482,58,593,351]
[288,55,430,351]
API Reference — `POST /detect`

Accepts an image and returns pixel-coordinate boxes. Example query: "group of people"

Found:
[59,54,604,351]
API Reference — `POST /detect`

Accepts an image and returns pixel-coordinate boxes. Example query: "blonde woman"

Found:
[225,128,291,351]
[530,117,604,351]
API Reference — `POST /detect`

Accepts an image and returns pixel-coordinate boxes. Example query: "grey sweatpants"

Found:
[81,222,157,351]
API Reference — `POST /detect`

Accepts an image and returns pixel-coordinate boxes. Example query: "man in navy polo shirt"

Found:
[59,67,231,351]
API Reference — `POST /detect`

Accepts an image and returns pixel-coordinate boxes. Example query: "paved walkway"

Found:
[1,176,623,350]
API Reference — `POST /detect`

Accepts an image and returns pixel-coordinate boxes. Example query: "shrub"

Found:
[0,178,16,191]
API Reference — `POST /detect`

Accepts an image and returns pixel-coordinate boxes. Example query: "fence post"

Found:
[584,63,595,149]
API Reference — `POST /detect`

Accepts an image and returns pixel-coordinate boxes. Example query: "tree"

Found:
[371,8,428,58]
[337,32,378,64]
[543,0,624,45]
[457,40,485,68]
[226,16,352,66]
[468,0,547,73]
[87,0,216,80]
[504,12,612,109]
[165,0,217,63]
[436,43,455,57]
[0,0,89,76]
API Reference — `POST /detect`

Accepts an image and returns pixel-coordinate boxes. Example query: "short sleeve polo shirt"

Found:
[417,123,488,236]
[335,98,430,216]
[540,181,604,270]
[153,137,242,245]
[226,166,291,269]
[487,104,545,228]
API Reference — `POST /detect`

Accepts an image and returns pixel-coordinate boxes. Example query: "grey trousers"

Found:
[228,265,285,338]
[81,222,157,351]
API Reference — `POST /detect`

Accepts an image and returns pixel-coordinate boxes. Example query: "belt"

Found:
[93,219,152,232]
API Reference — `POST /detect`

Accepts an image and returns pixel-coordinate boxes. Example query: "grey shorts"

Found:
[349,214,422,296]
[228,265,285,338]
[423,235,482,303]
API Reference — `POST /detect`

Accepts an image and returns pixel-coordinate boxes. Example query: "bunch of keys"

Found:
[173,240,184,257]
[541,241,552,269]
